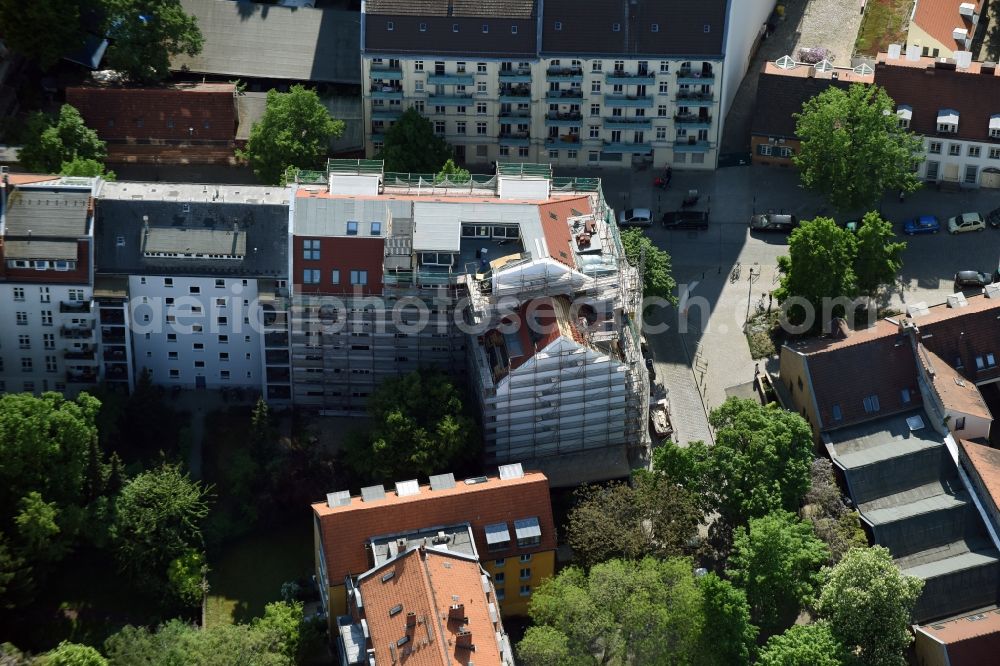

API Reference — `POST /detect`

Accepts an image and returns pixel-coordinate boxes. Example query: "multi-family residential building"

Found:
[337,535,515,665]
[0,172,101,395]
[361,0,774,169]
[288,160,647,483]
[906,0,983,59]
[92,182,292,398]
[312,464,556,625]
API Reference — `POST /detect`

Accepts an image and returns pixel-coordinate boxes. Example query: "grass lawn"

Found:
[205,516,315,627]
[855,0,914,55]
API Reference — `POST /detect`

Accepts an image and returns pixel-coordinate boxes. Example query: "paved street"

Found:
[582,164,1000,444]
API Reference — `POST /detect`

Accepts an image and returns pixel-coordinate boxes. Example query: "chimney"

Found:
[449,604,466,621]
[959,2,976,17]
[455,630,474,649]
[935,57,957,70]
[405,612,417,628]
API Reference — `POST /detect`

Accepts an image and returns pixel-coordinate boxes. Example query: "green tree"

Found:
[344,370,477,482]
[379,108,453,173]
[0,0,88,69]
[655,398,814,527]
[113,463,212,593]
[61,157,116,180]
[775,217,859,329]
[435,158,471,184]
[522,558,704,666]
[238,85,344,185]
[17,105,107,174]
[804,459,867,564]
[13,492,62,562]
[566,473,702,568]
[620,228,678,304]
[253,601,304,662]
[695,573,757,666]
[37,641,108,666]
[518,626,574,666]
[794,83,923,211]
[728,511,829,634]
[817,546,923,666]
[757,621,848,666]
[854,211,905,299]
[167,548,207,607]
[102,0,203,83]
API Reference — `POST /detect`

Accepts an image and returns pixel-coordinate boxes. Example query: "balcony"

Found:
[674,113,713,127]
[673,139,713,152]
[546,66,583,82]
[103,348,128,362]
[499,69,532,83]
[545,89,584,103]
[66,370,98,384]
[59,300,93,314]
[499,86,532,102]
[428,92,474,105]
[605,71,656,85]
[499,109,532,118]
[265,332,289,348]
[544,134,582,147]
[544,112,583,127]
[603,117,652,130]
[99,308,125,325]
[101,327,125,343]
[602,141,652,154]
[371,108,402,121]
[427,73,474,85]
[499,131,531,146]
[103,363,128,381]
[676,67,715,84]
[60,325,94,340]
[370,85,403,100]
[370,64,403,80]
[604,94,654,108]
[675,91,715,106]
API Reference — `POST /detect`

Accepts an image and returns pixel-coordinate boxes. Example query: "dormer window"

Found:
[386,20,394,31]
[990,114,1000,139]
[554,21,562,31]
[937,109,959,133]
[419,22,427,32]
[613,23,621,32]
[897,105,912,129]
[651,23,659,33]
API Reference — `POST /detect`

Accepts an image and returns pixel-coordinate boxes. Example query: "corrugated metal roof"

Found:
[293,196,392,236]
[3,240,79,260]
[173,0,361,84]
[4,190,91,237]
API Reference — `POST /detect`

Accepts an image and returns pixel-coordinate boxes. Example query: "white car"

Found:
[948,212,986,234]
[618,208,653,228]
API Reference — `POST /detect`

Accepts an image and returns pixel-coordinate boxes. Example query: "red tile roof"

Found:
[498,296,586,372]
[358,548,502,666]
[4,174,61,185]
[918,605,1000,666]
[313,470,555,585]
[873,59,1000,145]
[920,348,991,419]
[960,440,1000,514]
[911,0,983,53]
[66,82,237,143]
[538,196,591,269]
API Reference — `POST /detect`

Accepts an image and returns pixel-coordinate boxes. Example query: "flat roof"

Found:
[4,190,92,237]
[143,227,247,257]
[3,240,79,260]
[827,409,944,469]
[370,523,477,566]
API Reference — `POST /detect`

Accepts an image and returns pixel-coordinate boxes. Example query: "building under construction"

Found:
[286,160,648,485]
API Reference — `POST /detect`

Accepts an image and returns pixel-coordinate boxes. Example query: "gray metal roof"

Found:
[540,0,726,57]
[173,0,361,84]
[293,196,392,236]
[144,227,248,257]
[95,197,288,278]
[3,240,79,260]
[4,190,91,238]
[364,15,538,56]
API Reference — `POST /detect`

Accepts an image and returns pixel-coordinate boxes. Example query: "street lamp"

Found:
[745,263,760,324]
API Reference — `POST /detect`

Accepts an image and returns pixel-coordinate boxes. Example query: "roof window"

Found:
[704,24,711,33]
[511,25,517,34]
[612,23,621,32]
[419,22,427,32]
[483,23,489,33]
[990,114,1000,139]
[386,20,394,31]
[651,23,659,33]
[897,105,912,129]
[554,21,562,31]
[453,23,459,32]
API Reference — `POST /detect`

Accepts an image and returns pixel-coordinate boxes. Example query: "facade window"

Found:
[863,395,880,414]
[496,588,505,600]
[350,270,368,286]
[13,287,24,301]
[478,62,487,73]
[18,335,30,349]
[519,584,531,596]
[926,161,940,179]
[928,141,942,154]
[477,103,487,114]
[45,356,57,373]
[164,278,173,287]
[434,120,445,134]
[219,352,229,361]
[303,239,320,260]
[456,121,467,134]
[169,369,180,378]
[589,125,600,138]
[591,81,601,93]
[658,81,669,94]
[414,60,423,71]
[494,572,505,585]
[518,146,529,157]
[346,221,359,235]
[831,404,842,421]
[303,269,321,284]
[948,144,961,156]
[591,60,602,72]
[991,147,1000,160]
[477,122,487,135]
[499,145,510,157]
[40,311,52,326]
[330,269,340,284]
[656,127,667,140]
[658,105,668,117]
[660,61,669,73]
[494,558,505,567]
[520,553,532,563]
[965,165,978,184]
[969,145,982,158]
[476,80,487,94]
[21,358,32,371]
[168,351,178,360]
[956,416,966,430]
[189,286,200,294]
[39,287,50,303]
[43,334,55,350]
[414,79,424,93]
[548,150,559,159]
[567,149,577,159]
[221,370,230,380]
[16,312,27,325]
[520,567,531,579]
[194,361,205,368]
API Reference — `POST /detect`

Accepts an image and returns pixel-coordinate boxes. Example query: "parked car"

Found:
[954,270,993,289]
[662,210,709,230]
[902,215,941,235]
[618,208,653,228]
[749,213,798,232]
[986,207,1000,229]
[645,357,656,381]
[948,212,986,234]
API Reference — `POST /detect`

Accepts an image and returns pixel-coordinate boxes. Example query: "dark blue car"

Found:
[902,215,941,235]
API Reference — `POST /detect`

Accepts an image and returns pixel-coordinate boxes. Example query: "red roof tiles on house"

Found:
[911,0,983,53]
[313,471,555,586]
[359,548,502,666]
[537,196,590,270]
[960,440,1000,513]
[66,82,237,143]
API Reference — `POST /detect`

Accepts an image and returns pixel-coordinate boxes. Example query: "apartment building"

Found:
[312,464,556,624]
[287,160,646,483]
[906,0,983,59]
[337,536,514,665]
[93,182,292,399]
[361,0,742,169]
[0,173,101,395]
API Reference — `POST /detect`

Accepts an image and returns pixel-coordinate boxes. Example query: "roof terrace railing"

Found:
[326,158,385,176]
